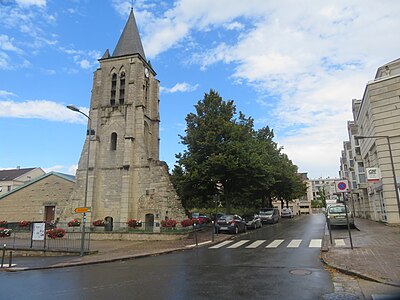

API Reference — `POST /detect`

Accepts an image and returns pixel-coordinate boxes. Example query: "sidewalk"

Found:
[2,227,231,271]
[321,217,400,287]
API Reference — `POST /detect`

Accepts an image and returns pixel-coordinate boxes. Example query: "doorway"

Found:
[44,206,55,223]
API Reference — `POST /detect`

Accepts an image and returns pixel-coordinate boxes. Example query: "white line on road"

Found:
[309,239,322,248]
[209,240,234,249]
[287,239,302,248]
[334,239,346,246]
[186,240,212,248]
[227,240,250,248]
[266,239,284,248]
[245,240,266,248]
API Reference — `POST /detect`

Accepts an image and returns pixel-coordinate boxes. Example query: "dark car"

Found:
[259,208,279,224]
[215,214,247,234]
[242,214,262,229]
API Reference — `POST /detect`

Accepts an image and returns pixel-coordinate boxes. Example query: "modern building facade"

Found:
[63,10,185,227]
[340,58,400,224]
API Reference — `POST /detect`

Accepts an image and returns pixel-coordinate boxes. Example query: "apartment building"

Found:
[340,58,400,224]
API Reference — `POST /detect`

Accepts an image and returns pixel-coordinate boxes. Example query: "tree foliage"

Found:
[171,90,306,213]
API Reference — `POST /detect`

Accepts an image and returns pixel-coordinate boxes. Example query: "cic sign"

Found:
[366,167,381,182]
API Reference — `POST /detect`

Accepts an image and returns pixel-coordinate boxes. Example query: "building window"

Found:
[7,186,11,191]
[110,73,117,106]
[111,132,117,150]
[119,72,125,105]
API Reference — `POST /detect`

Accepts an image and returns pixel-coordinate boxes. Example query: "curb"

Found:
[4,234,233,272]
[321,233,400,288]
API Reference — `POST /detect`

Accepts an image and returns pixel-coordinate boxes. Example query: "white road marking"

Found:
[287,239,302,248]
[186,240,212,248]
[245,240,266,248]
[266,239,284,248]
[309,239,322,248]
[227,240,250,248]
[334,239,346,246]
[209,240,234,249]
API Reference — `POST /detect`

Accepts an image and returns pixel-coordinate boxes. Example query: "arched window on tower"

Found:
[111,132,117,150]
[110,74,117,106]
[119,72,125,105]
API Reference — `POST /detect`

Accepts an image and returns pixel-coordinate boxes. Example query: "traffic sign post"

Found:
[74,207,91,213]
[334,180,353,249]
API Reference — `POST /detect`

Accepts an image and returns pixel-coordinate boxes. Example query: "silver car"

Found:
[242,214,262,229]
[327,204,354,227]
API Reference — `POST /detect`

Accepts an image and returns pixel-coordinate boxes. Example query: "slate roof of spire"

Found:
[112,9,146,60]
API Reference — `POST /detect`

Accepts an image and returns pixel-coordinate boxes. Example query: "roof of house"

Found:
[0,172,75,199]
[112,9,146,60]
[0,167,37,181]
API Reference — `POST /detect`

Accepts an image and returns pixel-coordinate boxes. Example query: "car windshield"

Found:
[243,214,253,220]
[328,206,348,214]
[260,210,273,215]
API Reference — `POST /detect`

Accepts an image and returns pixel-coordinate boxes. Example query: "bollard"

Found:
[1,244,5,268]
[194,224,198,247]
[9,251,12,267]
[211,221,215,242]
[326,216,333,245]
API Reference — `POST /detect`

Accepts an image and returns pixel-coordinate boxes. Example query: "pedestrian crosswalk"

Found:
[208,238,347,250]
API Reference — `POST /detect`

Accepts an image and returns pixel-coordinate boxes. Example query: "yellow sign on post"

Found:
[74,207,91,213]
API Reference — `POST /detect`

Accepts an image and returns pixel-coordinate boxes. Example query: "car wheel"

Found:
[243,225,247,233]
[235,226,239,234]
[254,223,257,230]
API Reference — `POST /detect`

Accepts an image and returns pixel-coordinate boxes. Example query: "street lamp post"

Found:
[67,105,91,256]
[355,135,400,220]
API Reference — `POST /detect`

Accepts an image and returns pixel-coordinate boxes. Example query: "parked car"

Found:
[242,214,262,229]
[259,208,280,224]
[215,214,247,234]
[326,204,354,227]
[191,213,210,224]
[281,207,294,218]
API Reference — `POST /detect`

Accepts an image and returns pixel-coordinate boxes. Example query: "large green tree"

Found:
[171,90,306,213]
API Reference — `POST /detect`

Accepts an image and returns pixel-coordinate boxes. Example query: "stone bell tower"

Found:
[65,10,185,226]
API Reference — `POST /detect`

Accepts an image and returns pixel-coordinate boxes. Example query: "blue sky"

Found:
[1,0,400,179]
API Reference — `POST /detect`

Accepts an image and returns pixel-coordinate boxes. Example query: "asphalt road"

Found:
[0,214,333,300]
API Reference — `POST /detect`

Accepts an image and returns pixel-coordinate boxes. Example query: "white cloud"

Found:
[132,0,400,177]
[224,21,244,31]
[160,82,199,93]
[0,100,88,124]
[0,90,16,98]
[0,34,23,53]
[15,0,46,7]
[61,48,101,70]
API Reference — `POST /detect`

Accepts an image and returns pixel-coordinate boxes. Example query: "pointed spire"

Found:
[112,9,146,60]
[101,49,110,59]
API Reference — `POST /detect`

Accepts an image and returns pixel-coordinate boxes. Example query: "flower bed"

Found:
[46,228,66,239]
[181,218,193,227]
[161,219,177,228]
[0,228,12,237]
[92,219,105,226]
[18,220,31,227]
[67,219,81,227]
[127,219,142,228]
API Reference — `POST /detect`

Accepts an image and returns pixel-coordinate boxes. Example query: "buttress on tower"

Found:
[64,10,185,227]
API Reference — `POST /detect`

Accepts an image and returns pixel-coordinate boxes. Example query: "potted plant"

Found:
[0,228,12,237]
[46,228,66,239]
[67,219,81,227]
[92,219,105,226]
[18,220,31,227]
[127,219,142,228]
